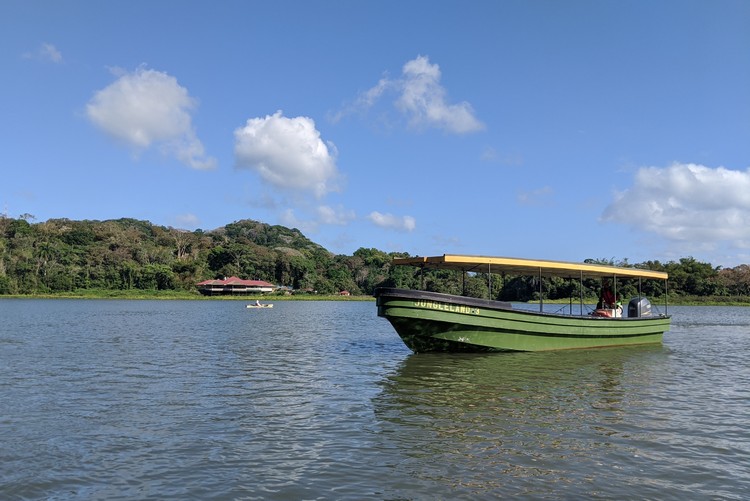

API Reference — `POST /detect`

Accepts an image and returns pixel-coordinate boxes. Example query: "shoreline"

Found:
[1,291,748,306]
[0,290,374,301]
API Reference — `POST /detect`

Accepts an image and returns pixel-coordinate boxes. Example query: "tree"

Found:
[719,265,750,297]
[665,257,721,296]
[207,246,233,273]
[2,215,750,300]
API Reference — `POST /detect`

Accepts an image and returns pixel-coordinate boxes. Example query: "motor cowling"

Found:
[628,297,652,318]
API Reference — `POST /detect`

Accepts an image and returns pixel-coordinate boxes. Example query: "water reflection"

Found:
[373,346,670,498]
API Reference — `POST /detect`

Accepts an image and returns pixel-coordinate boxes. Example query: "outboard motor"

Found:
[628,297,652,318]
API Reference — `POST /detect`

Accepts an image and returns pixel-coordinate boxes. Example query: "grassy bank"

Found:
[4,290,749,305]
[0,289,375,301]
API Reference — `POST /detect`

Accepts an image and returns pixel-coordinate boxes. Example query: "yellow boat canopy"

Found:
[392,254,668,280]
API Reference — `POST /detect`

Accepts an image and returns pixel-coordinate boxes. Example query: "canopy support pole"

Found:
[539,268,543,313]
[569,283,573,315]
[488,263,492,299]
[613,274,618,306]
[579,270,584,316]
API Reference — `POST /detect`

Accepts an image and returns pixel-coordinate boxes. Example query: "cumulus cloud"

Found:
[333,55,483,134]
[86,66,216,170]
[234,111,341,198]
[602,163,750,246]
[368,211,416,232]
[23,42,63,63]
[397,56,484,133]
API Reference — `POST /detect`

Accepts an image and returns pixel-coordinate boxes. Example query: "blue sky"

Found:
[2,1,749,267]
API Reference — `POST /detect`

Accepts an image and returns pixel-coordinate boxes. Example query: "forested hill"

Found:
[0,216,404,295]
[1,215,749,301]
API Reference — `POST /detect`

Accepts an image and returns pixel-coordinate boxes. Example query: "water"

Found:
[1,300,749,500]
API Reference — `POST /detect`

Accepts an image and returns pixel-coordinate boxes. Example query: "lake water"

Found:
[1,299,749,500]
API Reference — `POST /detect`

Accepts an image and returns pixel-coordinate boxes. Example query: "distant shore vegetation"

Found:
[1,215,749,305]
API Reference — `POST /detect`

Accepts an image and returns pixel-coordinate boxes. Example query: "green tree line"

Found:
[0,216,405,296]
[1,215,749,301]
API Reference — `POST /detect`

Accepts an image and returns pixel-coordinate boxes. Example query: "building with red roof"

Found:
[196,276,276,296]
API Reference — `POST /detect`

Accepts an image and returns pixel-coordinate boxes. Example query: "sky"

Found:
[2,1,749,268]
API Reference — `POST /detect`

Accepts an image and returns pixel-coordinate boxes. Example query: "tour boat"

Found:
[375,254,671,353]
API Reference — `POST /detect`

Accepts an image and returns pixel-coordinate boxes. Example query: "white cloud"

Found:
[602,163,750,246]
[86,66,216,170]
[329,77,392,123]
[397,55,484,134]
[234,111,340,198]
[317,205,355,225]
[279,208,319,234]
[277,205,356,234]
[334,55,483,134]
[23,42,63,63]
[40,43,62,63]
[368,211,416,232]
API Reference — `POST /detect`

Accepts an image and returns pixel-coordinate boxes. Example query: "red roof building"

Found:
[196,276,276,295]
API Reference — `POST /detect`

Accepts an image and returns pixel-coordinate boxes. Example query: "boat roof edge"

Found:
[392,254,669,280]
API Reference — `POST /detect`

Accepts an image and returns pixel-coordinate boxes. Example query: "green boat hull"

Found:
[375,288,671,353]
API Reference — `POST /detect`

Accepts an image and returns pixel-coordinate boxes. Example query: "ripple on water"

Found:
[0,300,749,499]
